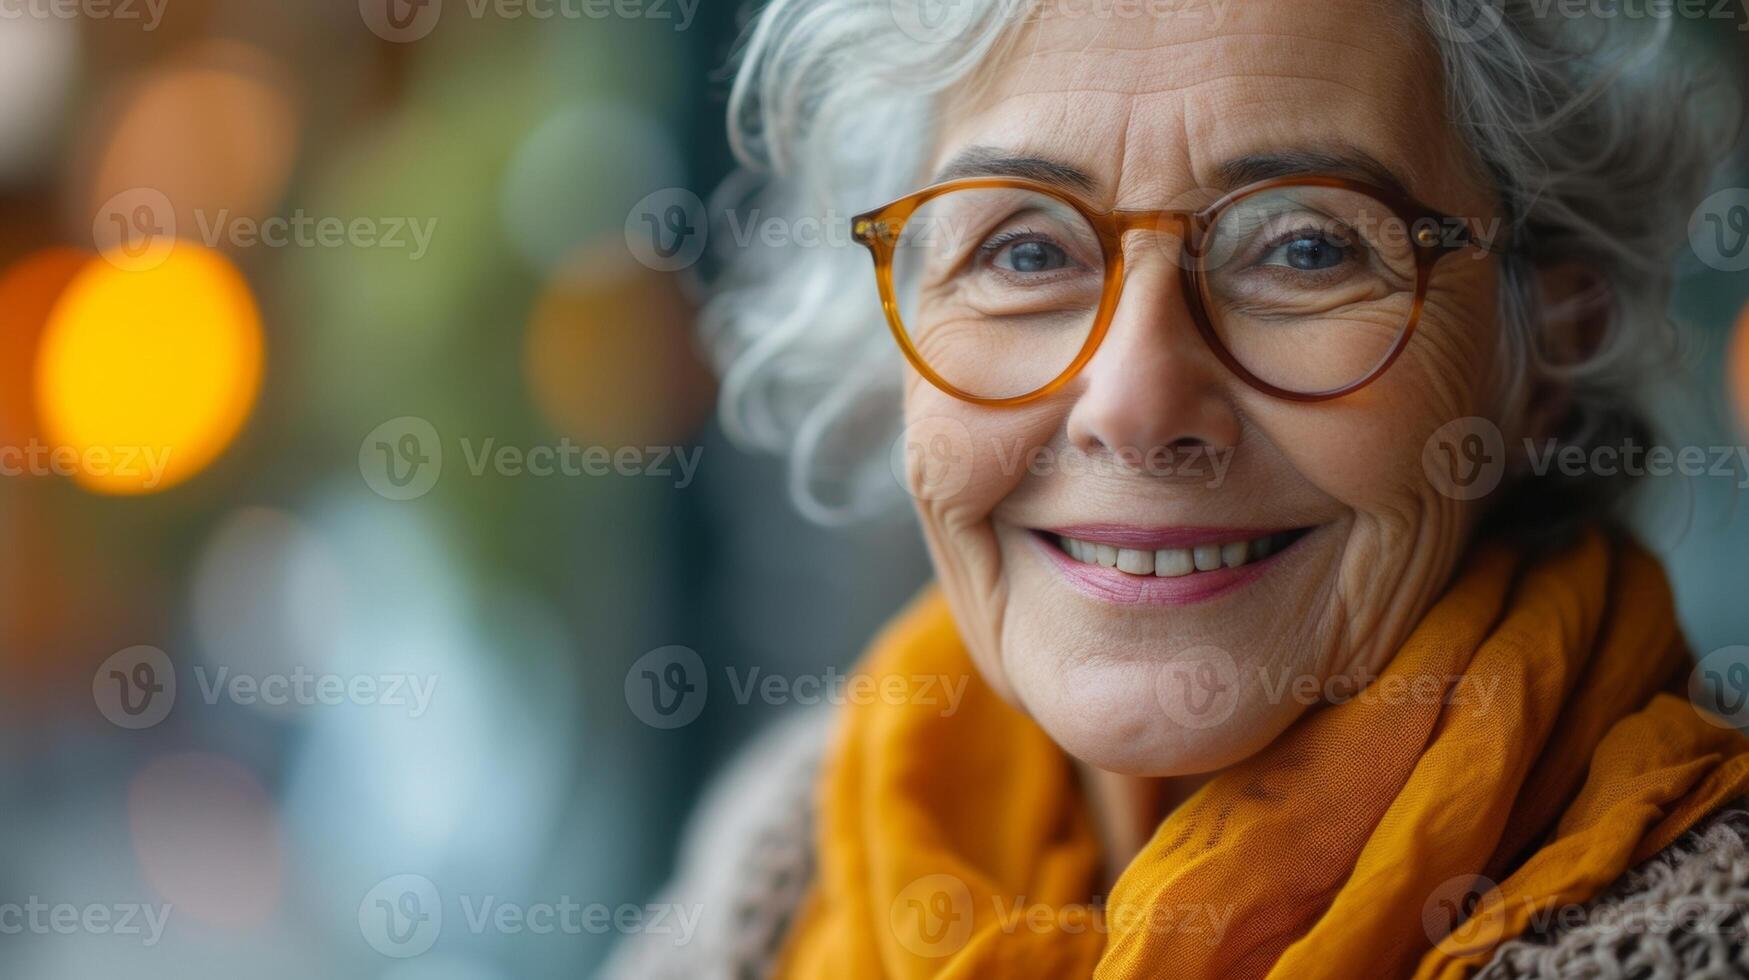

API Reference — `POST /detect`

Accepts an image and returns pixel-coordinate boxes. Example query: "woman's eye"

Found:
[1260,232,1351,272]
[990,238,1070,274]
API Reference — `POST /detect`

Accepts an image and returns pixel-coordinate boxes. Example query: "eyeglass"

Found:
[850,175,1503,406]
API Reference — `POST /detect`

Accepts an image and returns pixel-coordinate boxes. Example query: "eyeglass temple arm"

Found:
[1446,211,1509,256]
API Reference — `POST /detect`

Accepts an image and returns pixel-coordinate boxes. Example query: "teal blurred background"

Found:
[0,2,1745,977]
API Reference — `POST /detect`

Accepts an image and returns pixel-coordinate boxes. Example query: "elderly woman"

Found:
[611,0,1749,976]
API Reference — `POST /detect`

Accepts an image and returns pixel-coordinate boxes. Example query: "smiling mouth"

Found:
[1040,527,1313,578]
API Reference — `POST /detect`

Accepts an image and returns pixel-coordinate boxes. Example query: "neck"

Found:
[1076,762,1214,888]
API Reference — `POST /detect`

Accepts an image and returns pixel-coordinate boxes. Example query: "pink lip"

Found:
[1032,527,1306,606]
[1043,524,1299,551]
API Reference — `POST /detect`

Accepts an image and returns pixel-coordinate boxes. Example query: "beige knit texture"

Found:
[1475,804,1749,979]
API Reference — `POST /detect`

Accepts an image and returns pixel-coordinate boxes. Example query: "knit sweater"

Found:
[602,707,1749,979]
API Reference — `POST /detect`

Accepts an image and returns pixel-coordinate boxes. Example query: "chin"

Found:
[980,520,1336,775]
[1011,644,1308,777]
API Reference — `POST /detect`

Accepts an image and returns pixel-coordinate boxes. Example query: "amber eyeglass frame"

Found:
[850,174,1503,407]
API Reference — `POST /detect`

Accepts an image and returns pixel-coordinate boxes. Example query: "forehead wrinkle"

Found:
[1020,28,1378,59]
[943,60,1444,207]
[1012,0,1419,50]
[950,57,1422,137]
[1010,5,1418,55]
[944,71,1423,172]
[935,3,1482,213]
[1210,92,1441,190]
[966,74,1417,110]
[997,35,1419,102]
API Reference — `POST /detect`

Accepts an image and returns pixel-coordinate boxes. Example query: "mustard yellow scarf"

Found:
[776,530,1749,979]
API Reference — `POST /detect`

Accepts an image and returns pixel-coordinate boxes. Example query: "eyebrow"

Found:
[1213,147,1409,197]
[931,147,1100,193]
[929,144,1410,199]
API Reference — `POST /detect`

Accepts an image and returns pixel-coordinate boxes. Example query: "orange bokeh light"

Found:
[523,240,714,447]
[0,247,89,448]
[33,244,264,494]
[83,40,299,244]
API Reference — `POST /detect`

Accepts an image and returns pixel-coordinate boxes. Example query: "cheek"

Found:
[1253,264,1504,522]
[1405,261,1507,411]
[900,380,1036,521]
[901,375,1066,694]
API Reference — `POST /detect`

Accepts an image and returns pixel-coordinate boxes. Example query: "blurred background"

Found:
[0,1,1745,977]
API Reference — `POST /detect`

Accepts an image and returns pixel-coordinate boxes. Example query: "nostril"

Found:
[1072,431,1222,464]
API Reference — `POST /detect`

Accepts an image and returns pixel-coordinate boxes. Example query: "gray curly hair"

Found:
[699,0,1739,528]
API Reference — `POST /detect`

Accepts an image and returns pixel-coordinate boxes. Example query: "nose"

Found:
[1065,257,1243,466]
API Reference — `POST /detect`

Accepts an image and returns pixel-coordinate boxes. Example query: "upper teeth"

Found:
[1057,533,1281,577]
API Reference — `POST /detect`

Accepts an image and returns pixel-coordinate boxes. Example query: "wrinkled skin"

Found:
[901,0,1537,794]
